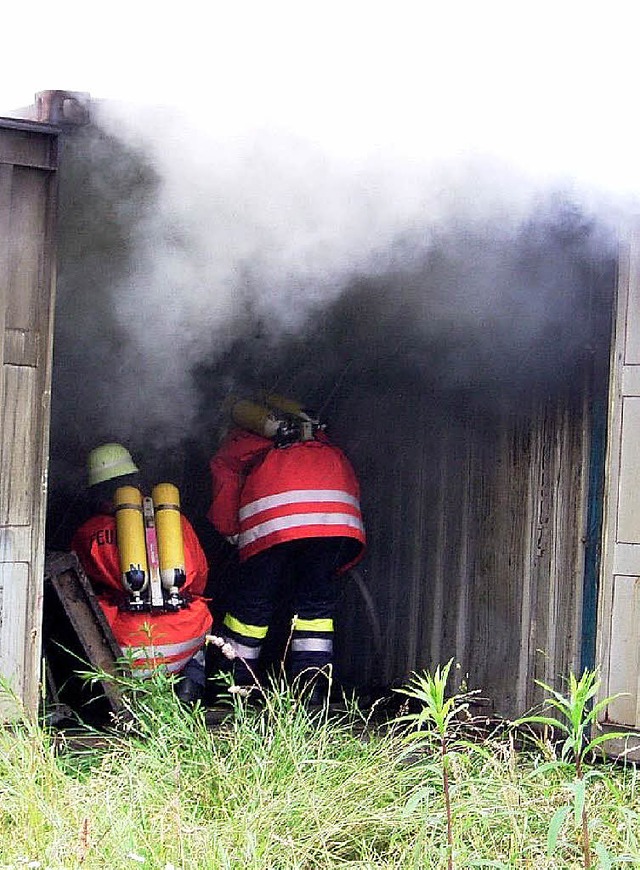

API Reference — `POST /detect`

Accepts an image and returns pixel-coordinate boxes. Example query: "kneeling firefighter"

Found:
[206,395,366,701]
[71,443,213,704]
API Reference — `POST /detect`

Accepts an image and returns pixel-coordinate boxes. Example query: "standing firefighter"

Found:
[207,396,366,702]
[71,443,213,704]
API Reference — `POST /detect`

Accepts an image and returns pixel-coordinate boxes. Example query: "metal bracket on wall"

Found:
[43,551,127,717]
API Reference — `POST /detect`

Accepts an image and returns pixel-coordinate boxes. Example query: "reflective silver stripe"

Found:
[123,651,193,677]
[166,654,193,673]
[239,512,364,548]
[127,633,208,659]
[291,638,333,653]
[240,489,360,521]
[227,639,262,660]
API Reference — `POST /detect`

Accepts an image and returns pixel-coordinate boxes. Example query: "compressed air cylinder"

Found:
[263,393,307,418]
[231,399,280,438]
[152,483,186,604]
[114,485,148,607]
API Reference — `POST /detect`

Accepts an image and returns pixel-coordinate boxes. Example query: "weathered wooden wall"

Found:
[335,384,601,719]
[0,119,58,718]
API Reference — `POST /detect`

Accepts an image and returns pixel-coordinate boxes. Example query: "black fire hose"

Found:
[343,566,384,666]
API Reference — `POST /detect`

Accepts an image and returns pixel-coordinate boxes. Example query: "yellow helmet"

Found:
[87,442,139,487]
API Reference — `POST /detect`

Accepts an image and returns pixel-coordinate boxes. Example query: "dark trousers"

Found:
[222,537,356,687]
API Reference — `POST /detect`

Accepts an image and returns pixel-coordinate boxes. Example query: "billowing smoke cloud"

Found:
[47,96,622,547]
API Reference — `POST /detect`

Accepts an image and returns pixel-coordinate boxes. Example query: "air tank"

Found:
[114,485,148,610]
[231,399,280,438]
[152,483,186,610]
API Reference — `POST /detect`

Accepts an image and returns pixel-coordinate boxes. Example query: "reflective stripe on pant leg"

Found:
[222,613,268,685]
[290,616,334,677]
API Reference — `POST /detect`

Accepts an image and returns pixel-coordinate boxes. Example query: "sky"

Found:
[4,0,640,198]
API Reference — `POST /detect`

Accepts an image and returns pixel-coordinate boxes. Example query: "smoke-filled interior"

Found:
[44,114,617,707]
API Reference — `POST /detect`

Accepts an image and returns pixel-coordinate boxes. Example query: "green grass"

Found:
[0,668,639,869]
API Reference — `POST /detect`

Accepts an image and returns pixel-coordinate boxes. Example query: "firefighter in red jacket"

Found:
[71,442,212,704]
[207,396,366,699]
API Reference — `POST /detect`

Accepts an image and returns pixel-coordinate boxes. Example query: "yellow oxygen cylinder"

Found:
[114,485,148,611]
[263,393,306,418]
[152,483,187,610]
[231,399,280,438]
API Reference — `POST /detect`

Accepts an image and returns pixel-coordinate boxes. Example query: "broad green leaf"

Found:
[512,714,568,732]
[547,805,570,857]
[525,760,572,779]
[584,731,637,755]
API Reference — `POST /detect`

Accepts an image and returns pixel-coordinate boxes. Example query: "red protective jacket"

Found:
[207,428,366,569]
[71,514,212,676]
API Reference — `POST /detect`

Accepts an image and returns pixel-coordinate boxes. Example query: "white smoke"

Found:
[74,98,614,445]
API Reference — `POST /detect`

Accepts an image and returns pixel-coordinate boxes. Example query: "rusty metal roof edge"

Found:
[0,116,61,135]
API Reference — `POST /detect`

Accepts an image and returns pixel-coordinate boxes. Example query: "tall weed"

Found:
[512,667,637,869]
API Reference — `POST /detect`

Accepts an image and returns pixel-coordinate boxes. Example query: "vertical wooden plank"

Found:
[516,414,538,710]
[617,397,640,543]
[380,428,407,683]
[544,407,562,685]
[625,240,640,364]
[0,165,12,408]
[405,429,427,672]
[0,367,36,526]
[607,575,640,724]
[429,446,447,668]
[0,562,28,718]
[6,167,47,334]
[571,387,593,674]
[454,434,471,670]
[24,166,58,718]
